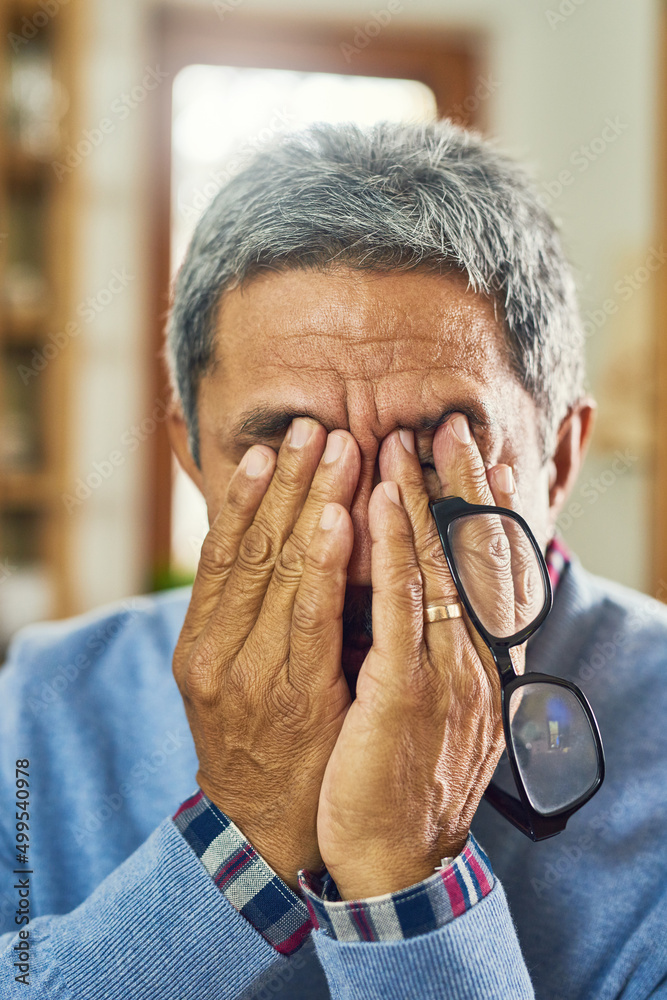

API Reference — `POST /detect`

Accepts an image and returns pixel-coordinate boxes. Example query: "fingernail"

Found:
[398,428,415,454]
[320,503,341,530]
[383,481,401,505]
[323,431,346,464]
[493,465,515,494]
[450,415,472,444]
[243,447,270,478]
[288,418,315,449]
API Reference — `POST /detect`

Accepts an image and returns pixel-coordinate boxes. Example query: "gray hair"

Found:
[166,120,585,467]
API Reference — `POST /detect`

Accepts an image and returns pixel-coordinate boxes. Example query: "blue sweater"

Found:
[1,558,666,999]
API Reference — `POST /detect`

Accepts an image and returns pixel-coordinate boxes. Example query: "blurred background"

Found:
[1,0,666,651]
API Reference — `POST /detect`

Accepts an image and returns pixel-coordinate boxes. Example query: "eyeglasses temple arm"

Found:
[483,781,536,839]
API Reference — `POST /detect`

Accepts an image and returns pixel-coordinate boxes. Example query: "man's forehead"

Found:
[213,266,509,383]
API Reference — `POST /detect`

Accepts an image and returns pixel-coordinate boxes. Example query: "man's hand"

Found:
[172,418,361,890]
[317,413,525,900]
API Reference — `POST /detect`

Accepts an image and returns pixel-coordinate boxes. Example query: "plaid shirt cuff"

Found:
[172,789,312,955]
[297,832,495,943]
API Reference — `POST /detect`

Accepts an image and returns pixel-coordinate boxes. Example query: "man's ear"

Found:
[166,401,204,494]
[547,398,597,530]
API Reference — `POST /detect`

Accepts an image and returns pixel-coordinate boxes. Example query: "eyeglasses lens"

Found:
[447,513,546,639]
[508,682,600,814]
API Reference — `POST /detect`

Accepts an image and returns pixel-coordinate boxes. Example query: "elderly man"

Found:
[1,121,666,1000]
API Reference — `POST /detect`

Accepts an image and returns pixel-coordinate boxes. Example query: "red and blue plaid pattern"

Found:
[545,535,570,593]
[173,790,312,954]
[298,834,494,942]
[173,539,570,953]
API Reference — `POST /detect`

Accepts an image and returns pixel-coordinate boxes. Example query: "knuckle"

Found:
[237,520,276,570]
[271,456,306,498]
[226,469,255,509]
[303,534,338,574]
[482,530,512,570]
[181,642,223,709]
[421,524,450,573]
[273,533,308,585]
[381,562,423,601]
[467,521,512,570]
[291,589,331,641]
[198,531,235,577]
[460,464,493,498]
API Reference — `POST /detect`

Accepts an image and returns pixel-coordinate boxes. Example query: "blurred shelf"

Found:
[11,0,58,20]
[0,0,82,633]
[3,146,53,190]
[0,469,56,507]
[2,300,53,342]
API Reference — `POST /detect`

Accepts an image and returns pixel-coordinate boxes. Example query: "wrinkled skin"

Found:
[169,266,594,897]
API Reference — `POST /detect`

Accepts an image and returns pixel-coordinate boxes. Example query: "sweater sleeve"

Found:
[0,817,292,999]
[308,878,535,1000]
[173,790,535,1000]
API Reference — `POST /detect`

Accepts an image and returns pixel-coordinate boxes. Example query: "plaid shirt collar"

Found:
[545,535,570,593]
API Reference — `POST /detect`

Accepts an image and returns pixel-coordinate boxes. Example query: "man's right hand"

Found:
[172,418,360,889]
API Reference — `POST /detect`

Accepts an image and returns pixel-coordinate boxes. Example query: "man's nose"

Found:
[346,448,383,586]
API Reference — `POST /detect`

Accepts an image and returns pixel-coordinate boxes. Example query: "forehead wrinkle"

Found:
[264,327,503,387]
[261,349,503,395]
[261,294,505,379]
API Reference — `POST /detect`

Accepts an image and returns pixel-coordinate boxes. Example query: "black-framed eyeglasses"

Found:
[429,496,605,841]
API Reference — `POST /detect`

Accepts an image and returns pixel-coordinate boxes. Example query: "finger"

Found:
[377,430,467,674]
[433,413,495,505]
[282,501,355,695]
[449,508,516,639]
[488,464,546,636]
[361,480,424,691]
[380,425,512,636]
[378,429,461,609]
[488,464,520,512]
[432,415,515,638]
[205,416,328,653]
[250,430,360,662]
[175,444,276,672]
[487,464,531,692]
[378,431,507,703]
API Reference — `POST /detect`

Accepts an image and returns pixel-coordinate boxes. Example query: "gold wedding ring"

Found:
[423,602,463,623]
